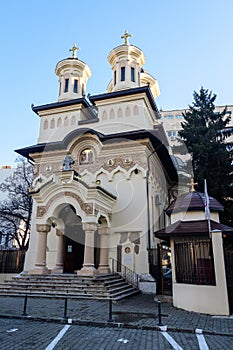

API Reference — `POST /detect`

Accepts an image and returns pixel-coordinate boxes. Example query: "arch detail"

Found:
[36,191,97,220]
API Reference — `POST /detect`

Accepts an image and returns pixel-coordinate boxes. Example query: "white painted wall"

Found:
[172,230,229,315]
[171,210,219,223]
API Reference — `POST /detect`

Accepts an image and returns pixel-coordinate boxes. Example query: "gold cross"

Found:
[121,30,132,45]
[69,43,80,58]
[188,178,198,192]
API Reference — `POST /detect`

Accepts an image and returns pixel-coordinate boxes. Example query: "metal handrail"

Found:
[110,258,139,288]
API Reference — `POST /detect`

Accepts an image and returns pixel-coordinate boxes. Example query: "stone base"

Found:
[138,273,157,294]
[77,266,98,276]
[98,266,110,274]
[29,267,50,275]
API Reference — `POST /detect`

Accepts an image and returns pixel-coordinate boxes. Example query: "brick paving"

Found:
[0,293,233,336]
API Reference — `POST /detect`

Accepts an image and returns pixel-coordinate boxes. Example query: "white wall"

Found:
[172,230,229,315]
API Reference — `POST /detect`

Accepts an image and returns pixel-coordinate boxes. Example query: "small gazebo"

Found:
[154,188,233,315]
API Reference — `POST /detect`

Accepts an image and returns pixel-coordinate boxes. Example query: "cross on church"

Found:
[188,178,198,192]
[69,43,80,58]
[63,155,75,171]
[121,30,132,45]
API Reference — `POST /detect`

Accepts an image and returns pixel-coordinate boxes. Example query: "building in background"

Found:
[161,105,233,164]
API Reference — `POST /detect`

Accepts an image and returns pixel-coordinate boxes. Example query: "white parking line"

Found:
[45,325,70,350]
[161,332,183,350]
[196,334,209,350]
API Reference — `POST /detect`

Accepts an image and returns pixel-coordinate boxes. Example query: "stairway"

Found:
[0,273,140,300]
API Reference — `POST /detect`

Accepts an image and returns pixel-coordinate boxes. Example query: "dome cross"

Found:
[188,178,198,192]
[69,43,80,58]
[121,30,132,45]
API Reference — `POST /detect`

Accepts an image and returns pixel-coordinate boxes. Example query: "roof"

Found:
[15,128,178,183]
[31,97,96,116]
[89,86,159,114]
[154,219,233,240]
[166,191,223,216]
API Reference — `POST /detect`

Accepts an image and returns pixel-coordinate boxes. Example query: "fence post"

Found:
[22,295,28,316]
[63,297,68,319]
[157,300,163,326]
[108,298,113,322]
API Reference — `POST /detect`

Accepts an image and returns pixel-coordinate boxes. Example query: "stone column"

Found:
[52,229,64,274]
[30,224,51,275]
[77,223,98,276]
[98,227,110,274]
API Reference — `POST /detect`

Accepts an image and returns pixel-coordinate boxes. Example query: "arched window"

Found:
[73,79,78,93]
[110,109,115,119]
[57,117,62,128]
[102,110,107,120]
[50,118,55,129]
[131,67,135,82]
[64,116,69,127]
[64,78,69,93]
[80,149,94,165]
[126,106,131,117]
[43,119,48,130]
[133,105,139,116]
[117,108,123,118]
[71,115,76,125]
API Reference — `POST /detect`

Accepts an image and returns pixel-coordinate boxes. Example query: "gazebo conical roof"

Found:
[166,191,223,216]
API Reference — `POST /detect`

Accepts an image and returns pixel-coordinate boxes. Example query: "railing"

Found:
[110,258,139,289]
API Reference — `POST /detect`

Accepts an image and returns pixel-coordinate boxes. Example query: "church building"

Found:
[16,32,178,291]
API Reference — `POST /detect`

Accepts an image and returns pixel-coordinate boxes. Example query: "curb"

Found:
[0,314,232,337]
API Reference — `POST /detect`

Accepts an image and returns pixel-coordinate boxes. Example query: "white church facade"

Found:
[16,32,178,287]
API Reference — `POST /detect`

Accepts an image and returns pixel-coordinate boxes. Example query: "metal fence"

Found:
[0,250,26,273]
[174,239,215,285]
[110,258,139,288]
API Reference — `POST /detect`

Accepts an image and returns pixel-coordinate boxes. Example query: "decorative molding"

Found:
[36,191,98,218]
[37,206,47,218]
[36,224,51,233]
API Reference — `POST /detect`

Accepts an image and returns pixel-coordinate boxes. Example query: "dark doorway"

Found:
[149,243,172,295]
[223,236,233,313]
[58,205,85,274]
[63,236,84,273]
[160,244,172,295]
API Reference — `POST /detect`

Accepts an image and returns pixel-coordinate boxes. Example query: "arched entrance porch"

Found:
[29,169,116,276]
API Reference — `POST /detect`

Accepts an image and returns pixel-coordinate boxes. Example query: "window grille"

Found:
[174,238,215,285]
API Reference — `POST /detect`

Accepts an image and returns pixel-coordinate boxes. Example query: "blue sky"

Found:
[0,0,233,166]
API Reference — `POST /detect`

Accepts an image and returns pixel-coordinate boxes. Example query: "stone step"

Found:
[1,273,139,301]
[0,281,128,291]
[0,283,131,295]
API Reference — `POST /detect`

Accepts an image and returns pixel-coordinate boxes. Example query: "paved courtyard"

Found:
[1,318,233,349]
[1,293,233,335]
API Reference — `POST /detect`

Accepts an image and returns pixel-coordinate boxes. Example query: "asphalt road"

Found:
[0,318,232,350]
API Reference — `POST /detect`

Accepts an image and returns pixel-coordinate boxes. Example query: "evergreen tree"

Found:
[178,87,233,225]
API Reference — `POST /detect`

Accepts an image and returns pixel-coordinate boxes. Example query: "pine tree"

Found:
[178,87,233,225]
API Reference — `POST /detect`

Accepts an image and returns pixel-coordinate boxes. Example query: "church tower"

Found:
[107,30,160,99]
[55,43,91,101]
